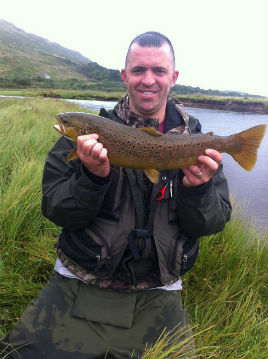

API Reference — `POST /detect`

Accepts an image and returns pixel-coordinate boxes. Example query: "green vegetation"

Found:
[0,98,267,358]
[0,19,126,92]
[0,88,125,101]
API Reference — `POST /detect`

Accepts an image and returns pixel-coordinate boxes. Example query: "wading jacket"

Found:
[41,100,232,290]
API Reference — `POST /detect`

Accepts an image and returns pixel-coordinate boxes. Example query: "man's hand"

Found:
[182,149,222,187]
[77,134,110,178]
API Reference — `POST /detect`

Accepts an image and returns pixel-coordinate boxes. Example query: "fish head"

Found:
[54,112,85,141]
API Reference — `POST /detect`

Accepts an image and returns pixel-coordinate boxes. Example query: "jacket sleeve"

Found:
[41,136,111,229]
[176,165,231,237]
[175,115,232,237]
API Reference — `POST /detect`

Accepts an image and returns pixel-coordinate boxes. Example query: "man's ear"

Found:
[121,69,127,85]
[171,70,179,87]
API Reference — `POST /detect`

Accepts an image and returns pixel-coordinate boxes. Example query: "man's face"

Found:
[121,43,179,119]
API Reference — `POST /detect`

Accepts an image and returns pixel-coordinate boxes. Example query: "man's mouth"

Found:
[138,90,157,96]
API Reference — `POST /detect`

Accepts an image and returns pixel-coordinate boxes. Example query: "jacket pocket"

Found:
[59,228,111,274]
[72,283,137,329]
[168,234,199,276]
[180,238,199,276]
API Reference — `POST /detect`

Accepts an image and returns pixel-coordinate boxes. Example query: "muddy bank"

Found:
[180,98,268,114]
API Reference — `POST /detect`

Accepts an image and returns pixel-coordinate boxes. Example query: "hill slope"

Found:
[0,19,123,90]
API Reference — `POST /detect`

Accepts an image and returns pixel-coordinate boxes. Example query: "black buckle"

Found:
[128,228,153,260]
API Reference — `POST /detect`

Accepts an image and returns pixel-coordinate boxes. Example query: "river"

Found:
[66,98,268,232]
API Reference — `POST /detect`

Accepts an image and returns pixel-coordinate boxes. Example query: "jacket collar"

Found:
[114,94,190,134]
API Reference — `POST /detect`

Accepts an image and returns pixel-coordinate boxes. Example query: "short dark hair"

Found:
[125,31,175,68]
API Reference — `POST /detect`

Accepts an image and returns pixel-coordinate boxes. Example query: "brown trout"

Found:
[54,112,266,183]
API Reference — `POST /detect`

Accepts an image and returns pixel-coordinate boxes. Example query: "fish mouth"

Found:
[54,120,66,134]
[54,119,73,141]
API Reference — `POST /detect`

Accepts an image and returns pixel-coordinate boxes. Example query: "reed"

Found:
[0,98,267,358]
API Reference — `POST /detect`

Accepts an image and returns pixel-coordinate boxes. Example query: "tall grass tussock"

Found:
[0,98,267,358]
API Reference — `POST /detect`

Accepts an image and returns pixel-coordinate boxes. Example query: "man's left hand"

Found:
[182,149,223,187]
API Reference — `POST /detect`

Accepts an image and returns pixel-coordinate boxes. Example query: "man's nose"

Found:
[142,70,155,86]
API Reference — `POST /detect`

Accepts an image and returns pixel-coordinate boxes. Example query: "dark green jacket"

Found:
[42,101,232,288]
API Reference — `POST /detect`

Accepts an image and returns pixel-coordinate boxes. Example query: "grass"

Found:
[0,97,267,358]
[0,88,124,101]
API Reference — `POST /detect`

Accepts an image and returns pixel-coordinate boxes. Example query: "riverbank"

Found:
[0,97,267,359]
[0,88,267,113]
[178,94,268,114]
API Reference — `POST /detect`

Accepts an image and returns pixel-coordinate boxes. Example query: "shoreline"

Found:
[179,97,268,114]
[0,89,267,114]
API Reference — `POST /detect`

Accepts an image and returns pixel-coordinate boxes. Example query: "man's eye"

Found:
[154,68,166,74]
[132,68,144,74]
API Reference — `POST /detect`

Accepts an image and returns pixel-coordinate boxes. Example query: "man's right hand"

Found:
[77,134,110,178]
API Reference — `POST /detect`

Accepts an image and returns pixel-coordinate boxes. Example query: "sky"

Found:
[1,0,267,97]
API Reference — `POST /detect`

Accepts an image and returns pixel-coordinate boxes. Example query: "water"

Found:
[65,99,268,231]
[186,107,268,232]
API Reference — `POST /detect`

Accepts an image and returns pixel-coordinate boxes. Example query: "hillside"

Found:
[0,19,123,91]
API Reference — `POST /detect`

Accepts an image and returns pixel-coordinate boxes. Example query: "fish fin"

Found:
[206,131,214,136]
[167,126,184,135]
[139,127,163,137]
[67,147,78,161]
[228,124,266,171]
[144,169,160,183]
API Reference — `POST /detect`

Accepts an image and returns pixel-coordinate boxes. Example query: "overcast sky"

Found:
[1,0,267,96]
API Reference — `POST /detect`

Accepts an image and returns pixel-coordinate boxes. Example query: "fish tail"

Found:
[227,124,266,171]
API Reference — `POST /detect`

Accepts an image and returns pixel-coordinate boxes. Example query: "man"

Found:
[0,32,231,358]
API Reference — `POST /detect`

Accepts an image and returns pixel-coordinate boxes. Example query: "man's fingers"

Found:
[78,134,99,143]
[99,148,108,162]
[90,142,104,160]
[77,135,100,157]
[182,149,223,187]
[204,149,223,163]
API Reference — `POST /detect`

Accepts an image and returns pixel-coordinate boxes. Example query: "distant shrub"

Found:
[13,77,32,86]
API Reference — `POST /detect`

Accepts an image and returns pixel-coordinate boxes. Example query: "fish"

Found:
[54,112,266,183]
